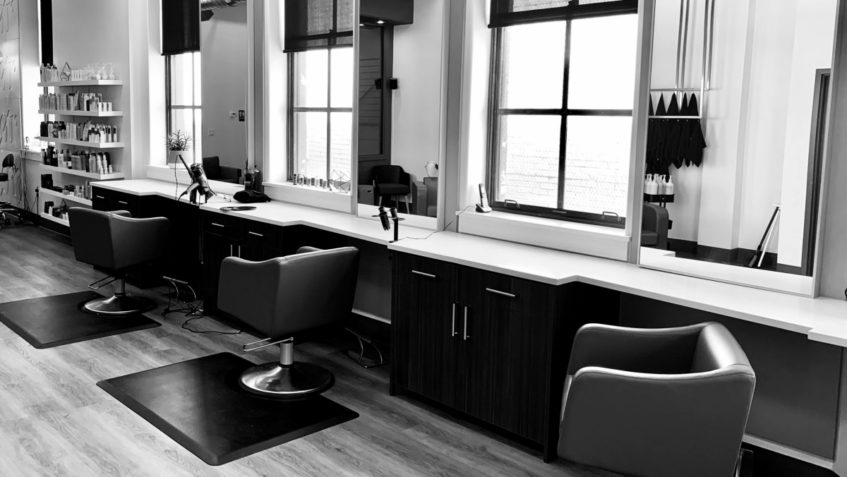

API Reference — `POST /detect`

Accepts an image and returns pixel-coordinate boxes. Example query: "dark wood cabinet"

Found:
[392,253,562,448]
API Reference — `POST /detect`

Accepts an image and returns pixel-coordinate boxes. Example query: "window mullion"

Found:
[556,21,571,211]
[326,48,332,182]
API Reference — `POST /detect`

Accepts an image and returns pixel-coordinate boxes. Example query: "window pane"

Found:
[330,47,353,108]
[563,116,631,216]
[568,15,638,110]
[193,52,202,105]
[496,115,561,208]
[293,111,328,179]
[169,52,198,106]
[500,22,565,109]
[169,108,200,164]
[294,50,328,107]
[330,112,352,182]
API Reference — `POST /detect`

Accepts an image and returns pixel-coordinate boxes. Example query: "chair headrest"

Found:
[1,154,13,168]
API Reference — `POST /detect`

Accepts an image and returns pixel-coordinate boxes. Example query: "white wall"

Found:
[391,0,446,183]
[201,4,248,170]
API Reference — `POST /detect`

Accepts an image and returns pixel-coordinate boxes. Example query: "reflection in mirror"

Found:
[639,0,837,284]
[200,0,248,183]
[357,0,444,218]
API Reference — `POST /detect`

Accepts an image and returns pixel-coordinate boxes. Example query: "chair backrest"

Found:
[202,156,221,179]
[372,165,406,185]
[68,207,169,270]
[218,246,360,338]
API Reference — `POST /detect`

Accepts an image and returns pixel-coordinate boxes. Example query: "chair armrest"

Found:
[109,215,170,270]
[560,367,755,476]
[566,323,708,376]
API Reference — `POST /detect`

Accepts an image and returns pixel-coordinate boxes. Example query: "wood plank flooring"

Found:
[0,225,616,476]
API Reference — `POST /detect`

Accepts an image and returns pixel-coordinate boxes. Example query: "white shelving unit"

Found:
[39,212,70,227]
[38,109,123,117]
[36,136,124,149]
[40,188,93,207]
[38,80,123,87]
[38,78,125,230]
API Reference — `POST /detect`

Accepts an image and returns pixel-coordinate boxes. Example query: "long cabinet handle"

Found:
[411,270,436,279]
[451,303,458,337]
[94,195,105,200]
[463,306,470,341]
[229,244,234,256]
[211,222,225,228]
[237,245,242,258]
[485,287,516,299]
[248,231,264,237]
[117,200,128,205]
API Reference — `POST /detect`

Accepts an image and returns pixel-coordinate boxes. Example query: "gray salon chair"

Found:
[68,208,170,315]
[558,322,756,477]
[641,202,669,249]
[372,165,411,213]
[218,246,359,398]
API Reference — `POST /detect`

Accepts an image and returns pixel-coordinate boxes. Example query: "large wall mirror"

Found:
[356,0,446,226]
[200,0,248,183]
[638,0,839,295]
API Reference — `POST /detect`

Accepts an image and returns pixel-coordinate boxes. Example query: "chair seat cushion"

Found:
[377,184,410,195]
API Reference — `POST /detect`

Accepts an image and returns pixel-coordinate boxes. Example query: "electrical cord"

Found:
[399,205,475,242]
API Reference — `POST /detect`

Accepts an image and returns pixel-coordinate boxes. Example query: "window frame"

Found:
[165,51,202,164]
[286,45,355,183]
[486,9,637,228]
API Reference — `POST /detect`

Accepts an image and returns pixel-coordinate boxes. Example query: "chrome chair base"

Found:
[239,362,334,398]
[83,294,156,316]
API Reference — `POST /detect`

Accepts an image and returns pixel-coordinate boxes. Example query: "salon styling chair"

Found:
[218,246,360,398]
[641,202,669,249]
[558,322,755,477]
[372,165,411,214]
[68,208,170,315]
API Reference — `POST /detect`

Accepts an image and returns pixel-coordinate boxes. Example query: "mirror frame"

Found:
[632,0,844,297]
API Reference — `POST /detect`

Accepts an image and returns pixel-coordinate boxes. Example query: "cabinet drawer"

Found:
[201,212,244,239]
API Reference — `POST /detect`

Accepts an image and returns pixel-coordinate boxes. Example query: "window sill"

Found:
[457,209,630,261]
[263,181,351,213]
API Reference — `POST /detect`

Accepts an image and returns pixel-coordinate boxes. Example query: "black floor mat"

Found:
[97,353,359,466]
[0,291,160,349]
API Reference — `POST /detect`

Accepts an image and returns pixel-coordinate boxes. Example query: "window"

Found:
[287,46,353,187]
[165,51,202,164]
[488,9,637,225]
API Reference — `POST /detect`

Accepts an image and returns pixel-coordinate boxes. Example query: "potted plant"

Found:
[166,130,191,165]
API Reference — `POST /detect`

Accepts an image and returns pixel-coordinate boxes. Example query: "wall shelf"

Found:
[39,188,93,207]
[40,212,69,227]
[41,164,124,180]
[39,109,123,117]
[36,136,124,149]
[38,80,123,87]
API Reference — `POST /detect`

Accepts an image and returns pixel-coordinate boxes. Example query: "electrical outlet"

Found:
[208,129,215,136]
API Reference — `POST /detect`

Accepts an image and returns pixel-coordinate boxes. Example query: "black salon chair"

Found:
[558,322,756,477]
[68,208,170,315]
[641,202,669,249]
[218,246,359,398]
[202,156,242,183]
[0,153,18,227]
[372,165,411,213]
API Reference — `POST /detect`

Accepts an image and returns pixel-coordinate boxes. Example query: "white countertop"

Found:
[91,179,434,244]
[388,231,847,347]
[93,179,847,347]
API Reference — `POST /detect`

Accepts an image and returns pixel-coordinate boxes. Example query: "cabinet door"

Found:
[460,267,556,443]
[240,222,283,261]
[393,254,461,408]
[201,231,237,314]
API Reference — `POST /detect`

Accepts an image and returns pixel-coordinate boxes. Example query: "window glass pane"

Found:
[294,50,328,107]
[500,22,565,109]
[563,116,631,216]
[169,53,197,106]
[169,108,199,164]
[193,52,202,106]
[496,114,560,208]
[292,111,328,179]
[510,0,569,12]
[330,47,353,108]
[330,112,352,185]
[568,14,637,110]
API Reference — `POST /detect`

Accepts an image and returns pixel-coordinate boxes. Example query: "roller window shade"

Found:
[285,0,354,53]
[162,0,200,55]
[489,0,637,27]
[40,0,53,65]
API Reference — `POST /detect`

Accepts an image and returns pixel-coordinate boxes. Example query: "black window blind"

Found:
[489,0,637,27]
[161,0,200,55]
[285,0,354,53]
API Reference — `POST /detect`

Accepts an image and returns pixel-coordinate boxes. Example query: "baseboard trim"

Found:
[743,434,834,470]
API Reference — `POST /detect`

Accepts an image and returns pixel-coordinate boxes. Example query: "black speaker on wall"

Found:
[161,0,200,55]
[39,0,52,64]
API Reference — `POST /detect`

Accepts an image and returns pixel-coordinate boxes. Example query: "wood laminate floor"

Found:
[0,224,616,477]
